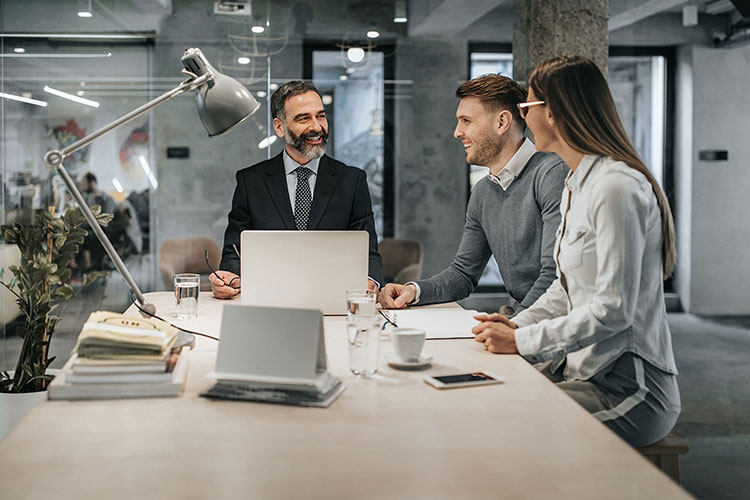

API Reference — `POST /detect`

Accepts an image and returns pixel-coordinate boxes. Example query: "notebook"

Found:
[202,304,345,408]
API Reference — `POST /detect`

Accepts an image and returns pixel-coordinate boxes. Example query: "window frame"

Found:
[466,43,676,294]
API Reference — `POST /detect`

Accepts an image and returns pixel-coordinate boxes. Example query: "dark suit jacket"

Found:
[220,152,383,285]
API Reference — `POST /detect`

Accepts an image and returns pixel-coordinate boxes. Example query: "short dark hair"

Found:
[270,80,322,121]
[455,74,527,128]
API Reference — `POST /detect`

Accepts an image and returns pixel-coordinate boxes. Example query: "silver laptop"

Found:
[240,230,368,315]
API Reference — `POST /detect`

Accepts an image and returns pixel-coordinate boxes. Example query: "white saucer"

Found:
[386,355,433,369]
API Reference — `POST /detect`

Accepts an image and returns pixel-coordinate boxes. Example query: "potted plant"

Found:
[0,206,111,439]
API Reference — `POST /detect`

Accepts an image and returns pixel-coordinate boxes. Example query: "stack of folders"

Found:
[48,311,190,400]
[201,372,345,408]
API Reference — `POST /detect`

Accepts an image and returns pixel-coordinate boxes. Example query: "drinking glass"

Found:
[346,289,379,376]
[174,273,200,319]
[346,289,378,319]
[348,315,380,376]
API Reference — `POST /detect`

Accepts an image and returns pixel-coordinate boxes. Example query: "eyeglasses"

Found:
[204,249,240,290]
[517,100,545,119]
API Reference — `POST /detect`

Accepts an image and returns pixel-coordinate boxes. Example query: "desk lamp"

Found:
[43,48,260,316]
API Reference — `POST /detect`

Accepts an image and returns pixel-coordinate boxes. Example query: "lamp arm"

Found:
[42,72,211,317]
[53,164,156,316]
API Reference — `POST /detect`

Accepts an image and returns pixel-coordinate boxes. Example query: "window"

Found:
[304,43,395,239]
[467,45,675,291]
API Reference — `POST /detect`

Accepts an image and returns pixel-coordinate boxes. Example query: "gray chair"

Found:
[159,237,221,291]
[378,238,423,284]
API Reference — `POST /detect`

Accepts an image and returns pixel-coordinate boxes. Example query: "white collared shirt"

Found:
[512,155,678,380]
[486,137,536,191]
[283,148,321,207]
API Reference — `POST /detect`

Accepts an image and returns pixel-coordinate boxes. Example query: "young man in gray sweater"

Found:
[380,75,567,315]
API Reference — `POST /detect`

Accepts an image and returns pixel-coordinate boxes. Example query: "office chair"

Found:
[378,238,423,284]
[159,237,221,291]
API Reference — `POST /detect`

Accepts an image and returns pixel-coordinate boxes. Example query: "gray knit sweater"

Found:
[416,151,567,311]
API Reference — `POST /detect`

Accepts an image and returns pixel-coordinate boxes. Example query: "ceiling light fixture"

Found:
[112,178,124,193]
[0,52,112,59]
[78,0,93,17]
[258,135,278,149]
[251,25,265,34]
[367,30,380,39]
[256,90,267,98]
[13,47,26,53]
[339,75,349,81]
[138,155,159,190]
[322,95,333,105]
[237,56,251,64]
[347,47,365,63]
[0,91,48,107]
[44,85,100,108]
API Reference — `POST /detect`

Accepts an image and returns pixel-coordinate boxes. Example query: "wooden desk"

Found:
[0,293,691,499]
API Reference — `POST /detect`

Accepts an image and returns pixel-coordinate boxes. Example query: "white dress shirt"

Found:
[283,149,321,207]
[512,155,678,381]
[409,138,537,303]
[485,137,536,191]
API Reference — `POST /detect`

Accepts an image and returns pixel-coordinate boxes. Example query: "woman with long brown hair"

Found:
[472,55,680,447]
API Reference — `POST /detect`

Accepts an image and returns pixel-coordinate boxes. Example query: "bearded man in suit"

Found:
[211,80,383,298]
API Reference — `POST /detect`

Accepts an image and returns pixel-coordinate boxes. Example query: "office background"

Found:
[1,1,749,498]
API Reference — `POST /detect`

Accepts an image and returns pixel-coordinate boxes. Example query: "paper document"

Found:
[382,308,481,339]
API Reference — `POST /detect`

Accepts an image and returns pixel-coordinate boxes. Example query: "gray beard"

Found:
[286,126,328,160]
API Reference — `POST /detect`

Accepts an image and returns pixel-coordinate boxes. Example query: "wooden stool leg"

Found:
[659,455,681,483]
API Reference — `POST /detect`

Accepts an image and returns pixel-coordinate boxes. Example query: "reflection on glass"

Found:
[467,51,667,288]
[312,50,386,239]
[608,55,666,188]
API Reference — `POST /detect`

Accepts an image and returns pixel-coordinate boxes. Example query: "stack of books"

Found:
[48,311,190,400]
[201,372,345,408]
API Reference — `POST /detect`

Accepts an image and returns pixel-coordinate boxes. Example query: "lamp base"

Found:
[139,302,157,318]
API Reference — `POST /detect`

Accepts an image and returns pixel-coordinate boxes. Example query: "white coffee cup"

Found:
[391,328,426,362]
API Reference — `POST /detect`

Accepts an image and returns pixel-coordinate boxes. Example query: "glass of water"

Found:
[346,289,379,376]
[174,273,200,319]
[346,289,377,319]
[348,315,380,376]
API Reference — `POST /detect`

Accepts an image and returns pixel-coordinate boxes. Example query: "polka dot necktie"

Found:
[294,166,313,230]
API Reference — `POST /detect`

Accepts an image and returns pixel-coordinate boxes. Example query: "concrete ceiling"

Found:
[407,0,512,36]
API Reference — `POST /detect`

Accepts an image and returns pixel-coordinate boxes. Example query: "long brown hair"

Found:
[529,55,676,278]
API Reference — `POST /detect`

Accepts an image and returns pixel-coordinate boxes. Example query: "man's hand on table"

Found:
[472,313,519,354]
[379,283,416,309]
[367,278,379,292]
[209,270,241,299]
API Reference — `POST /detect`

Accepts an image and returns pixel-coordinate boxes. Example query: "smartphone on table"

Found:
[424,372,503,390]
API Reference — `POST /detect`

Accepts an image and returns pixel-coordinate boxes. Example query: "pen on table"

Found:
[379,309,398,329]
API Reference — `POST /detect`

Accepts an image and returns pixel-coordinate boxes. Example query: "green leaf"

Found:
[52,286,74,301]
[82,271,108,288]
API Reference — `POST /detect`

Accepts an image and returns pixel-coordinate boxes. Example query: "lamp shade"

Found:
[181,48,260,137]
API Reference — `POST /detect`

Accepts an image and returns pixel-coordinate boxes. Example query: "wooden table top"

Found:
[0,292,691,499]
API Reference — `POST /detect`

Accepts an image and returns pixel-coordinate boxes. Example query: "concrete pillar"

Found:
[513,0,609,83]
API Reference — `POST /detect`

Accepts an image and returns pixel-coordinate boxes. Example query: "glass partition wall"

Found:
[1,1,676,372]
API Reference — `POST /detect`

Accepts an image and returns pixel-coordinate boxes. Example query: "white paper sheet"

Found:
[381,308,481,339]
